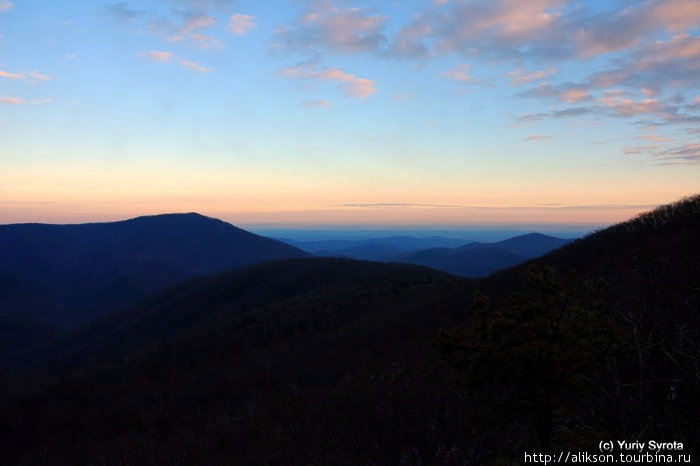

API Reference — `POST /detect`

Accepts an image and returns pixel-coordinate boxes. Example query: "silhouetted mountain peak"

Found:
[124,212,218,223]
[0,214,309,327]
[114,212,237,230]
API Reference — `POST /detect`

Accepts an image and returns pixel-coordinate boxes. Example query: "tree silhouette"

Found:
[437,266,628,451]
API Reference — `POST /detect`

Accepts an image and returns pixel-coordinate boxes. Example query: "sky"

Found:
[1,0,698,228]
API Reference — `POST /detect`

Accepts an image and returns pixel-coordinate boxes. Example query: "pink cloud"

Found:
[279,63,376,99]
[506,67,556,85]
[525,134,551,141]
[559,88,590,103]
[647,0,700,32]
[597,95,667,117]
[435,0,567,56]
[317,69,375,98]
[584,34,699,94]
[0,69,23,80]
[440,63,485,84]
[0,0,12,12]
[575,0,700,57]
[517,83,591,103]
[272,1,386,54]
[228,14,255,35]
[143,50,172,63]
[149,13,218,48]
[178,15,215,36]
[0,69,52,84]
[25,71,51,82]
[0,96,51,105]
[179,60,212,73]
[637,34,700,69]
[638,134,671,142]
[190,33,222,50]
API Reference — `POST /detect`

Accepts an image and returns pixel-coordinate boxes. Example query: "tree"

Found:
[437,266,628,451]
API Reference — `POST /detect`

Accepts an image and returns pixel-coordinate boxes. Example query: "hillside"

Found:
[14,258,456,372]
[0,213,308,327]
[0,259,471,465]
[0,196,698,465]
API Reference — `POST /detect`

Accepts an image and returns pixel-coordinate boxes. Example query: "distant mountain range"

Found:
[283,235,473,255]
[0,213,574,334]
[0,213,308,328]
[289,232,573,277]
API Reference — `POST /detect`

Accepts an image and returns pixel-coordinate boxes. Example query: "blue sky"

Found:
[1,0,698,227]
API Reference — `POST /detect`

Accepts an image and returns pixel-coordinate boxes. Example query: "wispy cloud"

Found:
[440,63,485,84]
[338,202,463,208]
[428,0,568,59]
[638,133,671,143]
[518,106,593,122]
[0,69,51,84]
[302,99,331,108]
[574,0,700,57]
[107,2,225,50]
[0,0,13,12]
[337,202,658,210]
[272,1,387,55]
[625,142,700,165]
[141,51,211,73]
[598,95,669,118]
[280,63,376,99]
[142,50,173,63]
[517,82,591,103]
[228,14,255,35]
[507,67,556,85]
[1,96,51,105]
[525,134,551,142]
[149,13,218,48]
[0,70,23,80]
[389,13,432,59]
[179,60,212,73]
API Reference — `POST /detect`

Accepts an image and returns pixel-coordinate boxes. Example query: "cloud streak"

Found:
[506,67,556,85]
[280,63,376,99]
[1,96,51,105]
[625,142,700,165]
[179,60,212,73]
[142,51,173,63]
[440,63,485,85]
[0,69,52,84]
[517,82,591,103]
[338,203,463,208]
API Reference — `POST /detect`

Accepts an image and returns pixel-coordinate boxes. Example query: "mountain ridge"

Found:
[0,213,309,328]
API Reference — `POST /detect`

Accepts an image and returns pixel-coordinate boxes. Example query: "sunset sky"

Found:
[1,0,698,227]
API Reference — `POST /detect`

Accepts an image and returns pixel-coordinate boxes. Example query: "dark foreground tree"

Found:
[437,266,628,452]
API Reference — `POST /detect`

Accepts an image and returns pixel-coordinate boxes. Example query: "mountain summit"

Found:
[0,213,309,327]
